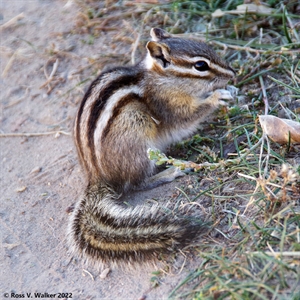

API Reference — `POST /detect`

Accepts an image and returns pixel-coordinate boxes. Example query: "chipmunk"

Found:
[68,28,235,265]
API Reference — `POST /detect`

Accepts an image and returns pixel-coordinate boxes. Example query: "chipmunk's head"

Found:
[145,28,235,88]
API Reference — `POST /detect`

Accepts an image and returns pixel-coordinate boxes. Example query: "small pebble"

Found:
[16,186,27,193]
[30,166,42,174]
[99,268,110,279]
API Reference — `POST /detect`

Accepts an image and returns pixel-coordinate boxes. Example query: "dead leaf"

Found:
[211,9,225,18]
[236,4,274,14]
[212,4,274,18]
[259,115,300,144]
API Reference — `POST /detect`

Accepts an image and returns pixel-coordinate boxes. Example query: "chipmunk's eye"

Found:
[194,61,210,72]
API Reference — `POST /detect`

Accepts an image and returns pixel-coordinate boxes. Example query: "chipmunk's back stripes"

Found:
[101,92,141,142]
[75,76,103,172]
[75,67,144,180]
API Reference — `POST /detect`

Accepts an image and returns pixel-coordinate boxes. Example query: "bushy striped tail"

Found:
[68,184,206,265]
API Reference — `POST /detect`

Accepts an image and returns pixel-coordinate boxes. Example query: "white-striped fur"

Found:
[93,85,142,166]
[144,52,155,70]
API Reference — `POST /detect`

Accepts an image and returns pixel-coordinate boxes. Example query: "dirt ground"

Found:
[0,1,214,299]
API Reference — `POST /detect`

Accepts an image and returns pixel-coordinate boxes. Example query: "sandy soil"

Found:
[0,1,212,299]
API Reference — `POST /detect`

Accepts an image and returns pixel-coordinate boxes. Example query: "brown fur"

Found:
[68,28,235,265]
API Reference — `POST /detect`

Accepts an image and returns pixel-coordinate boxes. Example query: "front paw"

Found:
[214,89,233,101]
[206,89,233,107]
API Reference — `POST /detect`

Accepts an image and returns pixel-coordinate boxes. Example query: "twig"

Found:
[264,183,279,199]
[209,40,300,55]
[0,131,71,137]
[258,133,265,179]
[257,75,271,179]
[259,75,269,115]
[91,26,120,31]
[251,251,300,257]
[150,137,263,172]
[264,134,271,178]
[40,58,59,91]
[237,172,294,192]
[0,13,25,31]
[283,3,300,43]
[78,10,145,29]
[243,180,261,215]
[82,269,94,281]
[131,30,142,65]
[2,49,19,78]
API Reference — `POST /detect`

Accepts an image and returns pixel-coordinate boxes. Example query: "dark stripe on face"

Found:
[169,66,232,80]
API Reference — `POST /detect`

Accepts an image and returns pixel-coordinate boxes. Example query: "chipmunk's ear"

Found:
[146,41,170,68]
[150,28,171,41]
